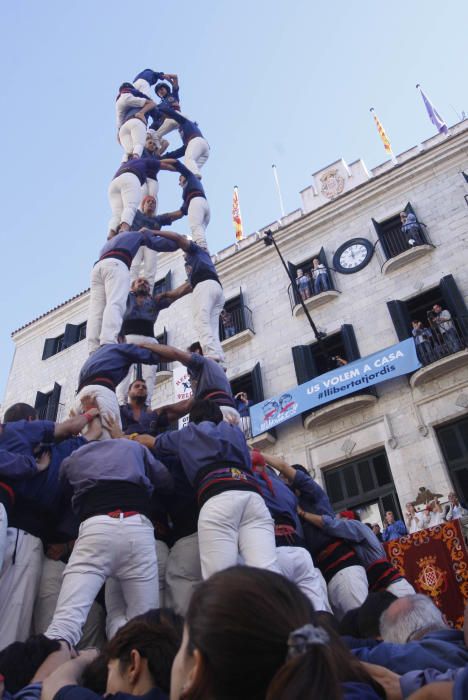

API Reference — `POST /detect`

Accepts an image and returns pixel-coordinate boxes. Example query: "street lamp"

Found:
[263,229,328,354]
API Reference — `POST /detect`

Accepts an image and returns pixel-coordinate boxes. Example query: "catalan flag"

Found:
[370,108,396,162]
[232,186,244,242]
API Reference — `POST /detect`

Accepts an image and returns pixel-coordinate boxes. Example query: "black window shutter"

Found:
[440,274,468,340]
[317,246,327,267]
[48,382,62,420]
[387,300,412,341]
[42,338,56,360]
[164,270,172,292]
[63,323,80,349]
[292,345,317,383]
[160,327,168,345]
[250,362,265,403]
[341,325,361,361]
[405,201,416,216]
[372,218,383,237]
[238,287,247,331]
[288,261,301,305]
[35,390,49,410]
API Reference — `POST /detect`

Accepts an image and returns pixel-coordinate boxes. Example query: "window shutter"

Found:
[48,382,62,420]
[164,270,172,292]
[292,345,317,383]
[440,274,468,341]
[387,300,412,341]
[317,247,327,266]
[405,201,416,216]
[63,323,80,348]
[288,261,301,305]
[35,390,49,410]
[250,362,265,403]
[372,217,391,258]
[237,287,247,331]
[159,327,168,345]
[42,338,56,360]
[341,325,360,361]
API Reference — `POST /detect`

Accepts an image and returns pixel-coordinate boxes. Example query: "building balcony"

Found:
[375,223,435,274]
[220,304,255,349]
[410,323,468,388]
[304,392,377,429]
[237,416,277,449]
[288,269,340,316]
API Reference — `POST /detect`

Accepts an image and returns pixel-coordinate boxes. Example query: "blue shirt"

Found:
[381,520,407,542]
[186,353,234,405]
[114,157,162,186]
[151,450,198,540]
[131,210,173,232]
[133,68,165,86]
[122,292,170,325]
[175,162,206,214]
[0,419,55,456]
[292,468,336,556]
[98,230,171,263]
[158,87,180,109]
[0,449,38,480]
[254,467,303,534]
[184,241,219,287]
[78,343,160,391]
[156,420,251,485]
[159,106,203,143]
[119,404,169,436]
[321,515,386,568]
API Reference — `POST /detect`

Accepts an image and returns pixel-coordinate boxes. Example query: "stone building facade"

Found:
[4,121,468,525]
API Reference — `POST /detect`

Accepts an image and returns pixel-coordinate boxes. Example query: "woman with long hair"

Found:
[170,566,385,700]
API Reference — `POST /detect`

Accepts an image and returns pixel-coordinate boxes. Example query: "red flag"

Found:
[232,186,243,241]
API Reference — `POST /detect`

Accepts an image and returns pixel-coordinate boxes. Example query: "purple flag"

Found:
[418,86,448,134]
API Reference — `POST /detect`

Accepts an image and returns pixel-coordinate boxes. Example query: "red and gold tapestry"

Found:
[384,520,468,628]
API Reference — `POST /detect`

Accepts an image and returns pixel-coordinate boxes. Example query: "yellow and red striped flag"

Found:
[370,108,397,162]
[232,186,244,242]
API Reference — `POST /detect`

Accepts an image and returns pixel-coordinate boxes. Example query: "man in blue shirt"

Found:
[148,230,225,364]
[381,510,407,542]
[158,106,209,177]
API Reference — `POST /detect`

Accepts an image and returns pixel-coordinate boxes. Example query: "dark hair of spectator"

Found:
[189,399,223,425]
[188,341,203,354]
[291,464,309,475]
[105,609,183,695]
[128,379,147,391]
[357,592,398,640]
[182,566,384,700]
[0,635,61,693]
[81,653,109,694]
[3,402,38,423]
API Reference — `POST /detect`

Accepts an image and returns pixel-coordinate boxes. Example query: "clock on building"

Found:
[332,238,374,274]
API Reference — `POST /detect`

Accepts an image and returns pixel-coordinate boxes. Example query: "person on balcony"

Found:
[381,510,407,542]
[444,491,468,521]
[400,211,422,246]
[220,309,236,338]
[312,258,331,294]
[411,319,434,365]
[235,391,254,438]
[295,268,312,300]
[405,502,424,534]
[430,304,462,354]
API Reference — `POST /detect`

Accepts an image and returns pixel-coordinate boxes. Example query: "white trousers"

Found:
[0,529,44,648]
[198,490,280,580]
[141,177,159,202]
[130,247,158,287]
[119,118,147,160]
[165,533,202,616]
[154,117,180,140]
[87,258,130,353]
[108,172,143,232]
[276,546,332,613]
[188,197,210,249]
[133,77,153,99]
[185,137,210,176]
[386,577,416,597]
[33,558,106,650]
[192,280,225,362]
[327,565,369,620]
[72,385,121,441]
[46,514,158,647]
[116,334,159,406]
[0,504,7,572]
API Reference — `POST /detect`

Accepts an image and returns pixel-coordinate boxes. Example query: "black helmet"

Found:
[155,82,171,97]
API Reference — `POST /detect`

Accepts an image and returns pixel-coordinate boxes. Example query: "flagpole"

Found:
[272,164,286,219]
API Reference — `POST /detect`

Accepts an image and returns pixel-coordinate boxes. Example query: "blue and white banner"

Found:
[250,338,421,436]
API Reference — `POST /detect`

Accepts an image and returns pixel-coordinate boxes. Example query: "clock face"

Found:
[333,238,374,274]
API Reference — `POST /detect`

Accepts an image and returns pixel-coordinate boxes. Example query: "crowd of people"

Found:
[0,66,468,699]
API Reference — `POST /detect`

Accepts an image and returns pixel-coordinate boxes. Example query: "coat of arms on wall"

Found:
[320,169,345,199]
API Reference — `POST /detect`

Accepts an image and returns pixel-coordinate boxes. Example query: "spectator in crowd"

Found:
[235,391,254,436]
[400,211,422,246]
[42,609,183,700]
[0,636,70,696]
[381,511,407,542]
[372,523,383,541]
[118,379,192,436]
[170,566,385,700]
[295,268,311,301]
[351,593,468,674]
[412,320,434,365]
[421,499,444,529]
[429,304,462,354]
[220,308,235,338]
[406,502,424,534]
[312,257,330,294]
[444,491,468,521]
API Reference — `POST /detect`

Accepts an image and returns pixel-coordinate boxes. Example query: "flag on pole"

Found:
[370,108,397,162]
[232,186,243,242]
[416,84,448,135]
